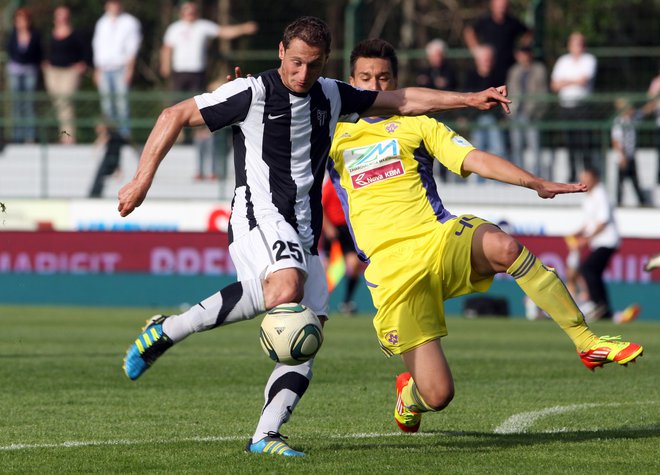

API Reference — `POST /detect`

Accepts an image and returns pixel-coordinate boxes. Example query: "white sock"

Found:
[252,359,314,441]
[163,278,265,342]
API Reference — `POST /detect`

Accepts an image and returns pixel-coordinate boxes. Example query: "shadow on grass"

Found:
[323,426,660,452]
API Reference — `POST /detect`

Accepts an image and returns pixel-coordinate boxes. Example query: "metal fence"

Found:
[0,89,656,144]
[0,89,658,206]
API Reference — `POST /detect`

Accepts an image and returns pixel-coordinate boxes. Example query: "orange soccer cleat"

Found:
[394,372,422,433]
[578,336,643,371]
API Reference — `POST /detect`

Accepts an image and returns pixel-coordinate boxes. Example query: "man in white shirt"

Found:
[92,0,141,138]
[573,168,619,321]
[160,1,257,93]
[551,32,597,182]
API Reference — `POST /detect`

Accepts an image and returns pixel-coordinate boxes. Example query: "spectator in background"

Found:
[506,45,548,175]
[463,45,506,159]
[43,5,88,144]
[573,168,616,322]
[463,0,531,86]
[160,1,258,94]
[6,7,42,143]
[92,0,141,139]
[193,77,232,181]
[572,168,640,324]
[646,65,660,185]
[416,39,456,91]
[89,117,127,198]
[161,2,256,156]
[551,32,597,182]
[611,97,647,207]
[416,39,457,183]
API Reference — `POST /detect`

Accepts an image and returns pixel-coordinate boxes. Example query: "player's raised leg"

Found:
[396,339,454,433]
[123,220,308,381]
[123,277,267,380]
[471,223,643,370]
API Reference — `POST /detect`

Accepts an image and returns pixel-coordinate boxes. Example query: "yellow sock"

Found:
[507,247,598,352]
[401,377,434,413]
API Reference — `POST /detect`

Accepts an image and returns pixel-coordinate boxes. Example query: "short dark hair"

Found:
[282,16,331,56]
[583,167,600,180]
[349,38,398,78]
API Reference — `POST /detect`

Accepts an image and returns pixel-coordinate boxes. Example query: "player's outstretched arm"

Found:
[118,99,205,217]
[462,149,587,199]
[365,86,511,117]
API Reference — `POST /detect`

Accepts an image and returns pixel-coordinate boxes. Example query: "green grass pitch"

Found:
[1,305,659,474]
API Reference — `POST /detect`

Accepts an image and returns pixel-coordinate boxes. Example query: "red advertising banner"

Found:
[0,232,657,282]
[0,231,234,275]
[517,235,659,283]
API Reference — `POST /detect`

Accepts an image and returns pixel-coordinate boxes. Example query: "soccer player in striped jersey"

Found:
[327,38,644,434]
[118,17,511,456]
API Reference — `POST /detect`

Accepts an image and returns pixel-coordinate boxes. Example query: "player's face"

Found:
[349,57,397,92]
[278,39,328,94]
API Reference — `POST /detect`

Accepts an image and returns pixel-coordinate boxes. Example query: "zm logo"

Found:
[348,139,399,167]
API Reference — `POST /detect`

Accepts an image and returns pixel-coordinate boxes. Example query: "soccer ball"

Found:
[260,303,324,365]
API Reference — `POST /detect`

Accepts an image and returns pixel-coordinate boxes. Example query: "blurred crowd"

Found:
[414,0,659,203]
[4,0,659,205]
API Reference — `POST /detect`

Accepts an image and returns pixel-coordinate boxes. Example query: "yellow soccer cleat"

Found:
[578,336,643,371]
[394,372,422,433]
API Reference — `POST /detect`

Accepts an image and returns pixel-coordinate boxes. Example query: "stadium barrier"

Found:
[1,229,658,319]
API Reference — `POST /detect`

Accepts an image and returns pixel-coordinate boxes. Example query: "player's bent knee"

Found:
[498,234,523,268]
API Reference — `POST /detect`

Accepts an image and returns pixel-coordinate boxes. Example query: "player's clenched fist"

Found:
[118,179,150,217]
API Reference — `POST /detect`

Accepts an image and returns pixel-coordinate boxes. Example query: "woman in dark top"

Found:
[6,7,42,143]
[42,5,88,144]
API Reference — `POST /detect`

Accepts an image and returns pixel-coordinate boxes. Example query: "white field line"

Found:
[0,432,435,452]
[494,401,659,434]
[3,402,657,452]
[494,403,602,434]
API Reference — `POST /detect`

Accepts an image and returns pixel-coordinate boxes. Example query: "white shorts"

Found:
[229,219,329,317]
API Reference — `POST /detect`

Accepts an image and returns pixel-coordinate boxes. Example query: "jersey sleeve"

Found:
[163,24,175,46]
[418,116,475,177]
[202,19,221,37]
[125,16,142,59]
[334,81,378,123]
[194,77,255,131]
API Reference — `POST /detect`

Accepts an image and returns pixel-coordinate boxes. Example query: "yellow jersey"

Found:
[328,115,475,261]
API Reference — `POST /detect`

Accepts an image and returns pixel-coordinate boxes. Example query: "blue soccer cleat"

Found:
[123,315,173,380]
[245,432,305,457]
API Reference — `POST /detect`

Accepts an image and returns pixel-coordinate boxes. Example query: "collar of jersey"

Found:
[362,116,392,124]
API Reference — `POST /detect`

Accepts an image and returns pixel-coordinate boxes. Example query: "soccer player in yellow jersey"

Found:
[328,39,643,433]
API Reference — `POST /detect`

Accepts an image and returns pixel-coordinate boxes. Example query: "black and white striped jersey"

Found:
[194,69,378,254]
